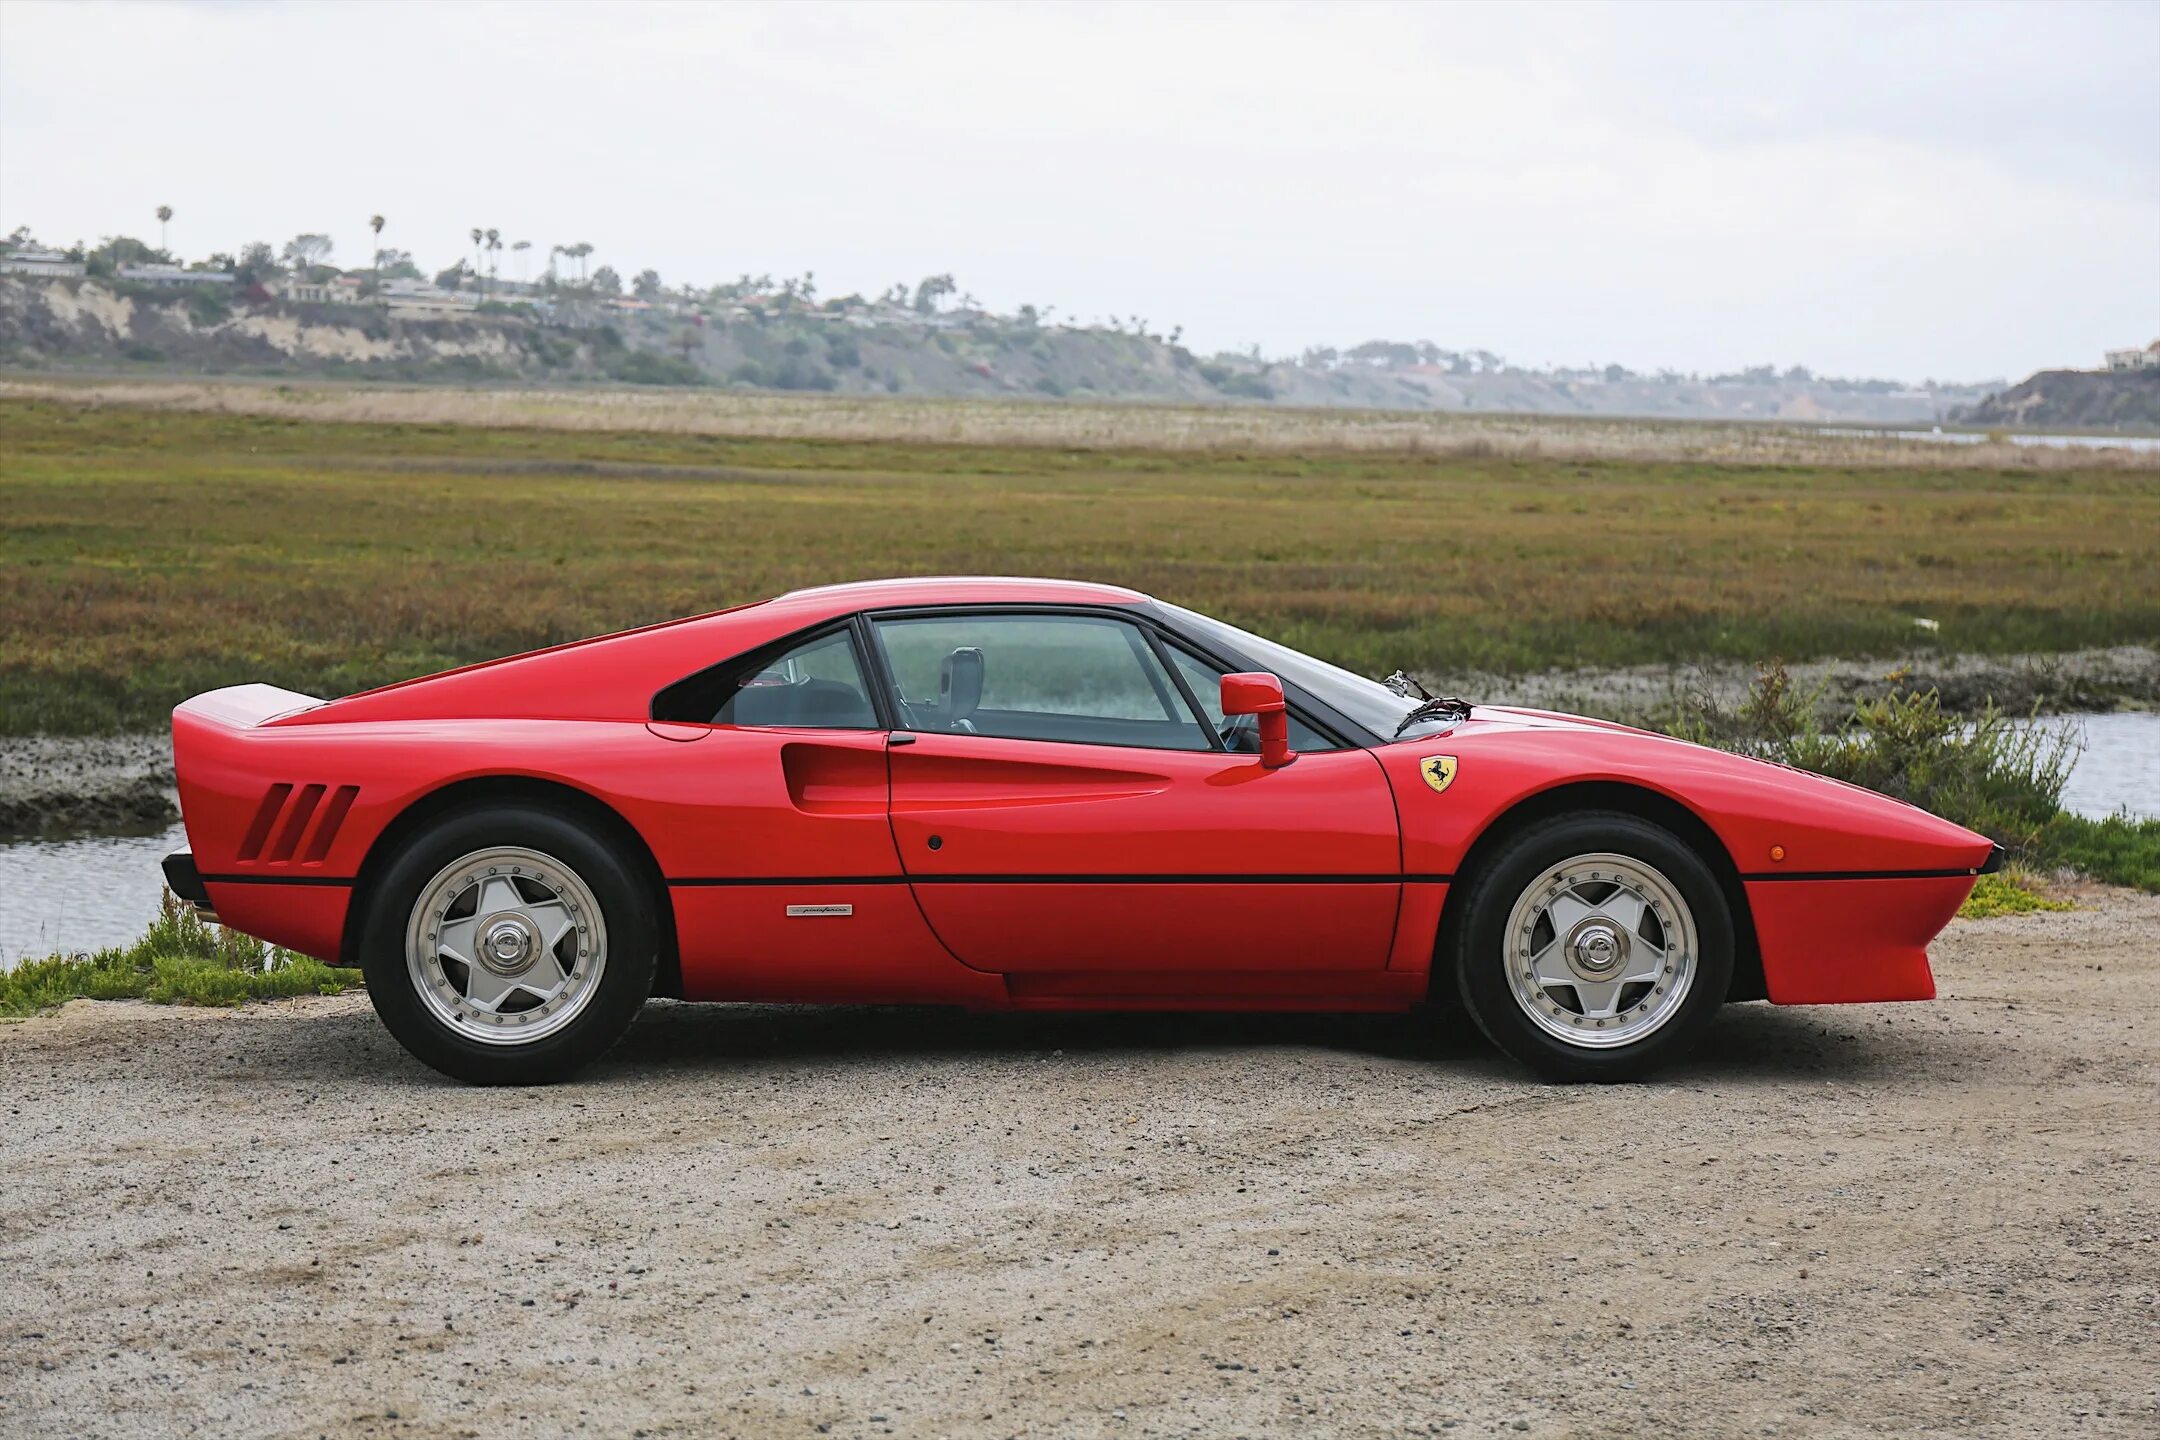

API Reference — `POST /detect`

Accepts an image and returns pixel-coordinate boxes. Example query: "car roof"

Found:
[774,576,1152,613]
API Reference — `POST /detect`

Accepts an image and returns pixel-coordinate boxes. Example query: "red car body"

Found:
[167,577,1997,1021]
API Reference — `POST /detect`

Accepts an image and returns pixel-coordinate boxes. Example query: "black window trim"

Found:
[1140,627,1227,750]
[650,616,894,732]
[1121,622,1201,734]
[654,600,1379,752]
[1132,602,1374,750]
[1152,631,1345,755]
[859,601,1370,752]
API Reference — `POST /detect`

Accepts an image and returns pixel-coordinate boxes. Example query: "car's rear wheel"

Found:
[359,805,656,1085]
[1449,811,1733,1082]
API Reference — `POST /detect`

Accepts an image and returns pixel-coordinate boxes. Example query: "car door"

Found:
[644,621,982,1003]
[869,608,1402,975]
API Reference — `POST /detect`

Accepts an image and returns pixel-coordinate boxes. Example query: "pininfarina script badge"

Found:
[1420,755,1459,794]
[785,904,854,918]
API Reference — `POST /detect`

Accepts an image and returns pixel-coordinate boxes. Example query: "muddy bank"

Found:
[1435,642,2160,728]
[2,892,2155,1438]
[0,734,172,840]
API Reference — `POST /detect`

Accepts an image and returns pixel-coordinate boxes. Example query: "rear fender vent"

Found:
[238,783,359,865]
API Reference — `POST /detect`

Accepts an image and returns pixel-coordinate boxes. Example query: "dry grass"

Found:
[3,394,2158,734]
[5,374,2156,471]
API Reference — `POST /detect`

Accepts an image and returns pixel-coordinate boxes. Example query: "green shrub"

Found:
[1671,665,2157,892]
[1669,664,2074,857]
[2042,813,2160,892]
[1,892,353,1018]
[767,356,837,391]
[605,350,704,387]
[186,289,231,327]
[1957,871,2073,918]
[1214,372,1275,401]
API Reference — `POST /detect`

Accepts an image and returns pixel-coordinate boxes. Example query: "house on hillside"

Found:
[374,278,479,317]
[2103,342,2160,371]
[119,263,235,286]
[0,248,86,277]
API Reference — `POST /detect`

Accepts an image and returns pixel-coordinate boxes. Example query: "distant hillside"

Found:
[0,277,1994,424]
[1952,369,2160,433]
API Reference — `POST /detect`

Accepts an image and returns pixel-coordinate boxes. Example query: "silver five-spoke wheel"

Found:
[1503,851,1696,1049]
[404,846,608,1046]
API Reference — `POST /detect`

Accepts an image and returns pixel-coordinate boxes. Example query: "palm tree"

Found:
[511,239,531,282]
[369,214,385,271]
[484,228,500,295]
[155,205,172,254]
[469,227,483,287]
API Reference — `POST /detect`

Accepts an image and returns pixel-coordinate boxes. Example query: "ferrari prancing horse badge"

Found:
[1420,755,1459,794]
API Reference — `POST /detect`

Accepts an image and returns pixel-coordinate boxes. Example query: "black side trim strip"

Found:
[672,875,910,887]
[1738,867,1987,883]
[199,873,356,888]
[670,873,1452,887]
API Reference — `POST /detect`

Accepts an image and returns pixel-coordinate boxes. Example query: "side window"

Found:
[686,628,877,729]
[1165,644,1340,753]
[872,613,1212,751]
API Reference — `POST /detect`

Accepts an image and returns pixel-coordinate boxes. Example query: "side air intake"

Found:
[237,783,359,865]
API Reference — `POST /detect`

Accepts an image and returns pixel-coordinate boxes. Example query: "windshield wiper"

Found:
[1393,695,1473,736]
[1382,669,1432,701]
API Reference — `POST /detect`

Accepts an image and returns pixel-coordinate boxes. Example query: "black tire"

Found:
[358,804,657,1085]
[1448,811,1734,1083]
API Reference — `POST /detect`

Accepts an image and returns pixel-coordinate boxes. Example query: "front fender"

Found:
[1377,713,1994,1004]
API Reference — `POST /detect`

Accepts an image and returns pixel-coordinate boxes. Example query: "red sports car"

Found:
[164,577,2000,1085]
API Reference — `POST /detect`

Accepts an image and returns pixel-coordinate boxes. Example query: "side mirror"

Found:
[1221,672,1295,769]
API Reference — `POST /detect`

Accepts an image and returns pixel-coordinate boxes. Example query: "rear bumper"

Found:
[162,851,213,912]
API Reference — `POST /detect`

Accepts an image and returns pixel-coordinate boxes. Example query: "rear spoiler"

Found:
[174,684,325,730]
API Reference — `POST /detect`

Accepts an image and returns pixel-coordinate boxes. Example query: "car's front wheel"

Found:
[358,805,657,1085]
[1450,811,1734,1082]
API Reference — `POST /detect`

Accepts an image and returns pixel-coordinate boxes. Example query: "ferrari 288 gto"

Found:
[163,577,2000,1085]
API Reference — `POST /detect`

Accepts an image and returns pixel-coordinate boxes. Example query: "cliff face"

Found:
[0,277,596,380]
[0,277,2001,422]
[1953,368,2160,433]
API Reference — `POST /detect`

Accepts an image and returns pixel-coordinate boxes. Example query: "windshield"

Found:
[1159,603,1464,743]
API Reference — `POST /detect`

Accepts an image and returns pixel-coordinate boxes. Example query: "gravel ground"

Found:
[2,893,2157,1439]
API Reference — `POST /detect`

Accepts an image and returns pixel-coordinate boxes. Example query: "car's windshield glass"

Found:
[1160,603,1462,743]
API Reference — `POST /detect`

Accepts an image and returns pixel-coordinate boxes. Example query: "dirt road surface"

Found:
[3,893,2156,1439]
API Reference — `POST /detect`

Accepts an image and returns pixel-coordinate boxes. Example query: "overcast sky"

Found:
[2,0,2154,380]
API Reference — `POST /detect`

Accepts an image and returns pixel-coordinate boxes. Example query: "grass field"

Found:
[2,389,2157,735]
[7,375,2158,468]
